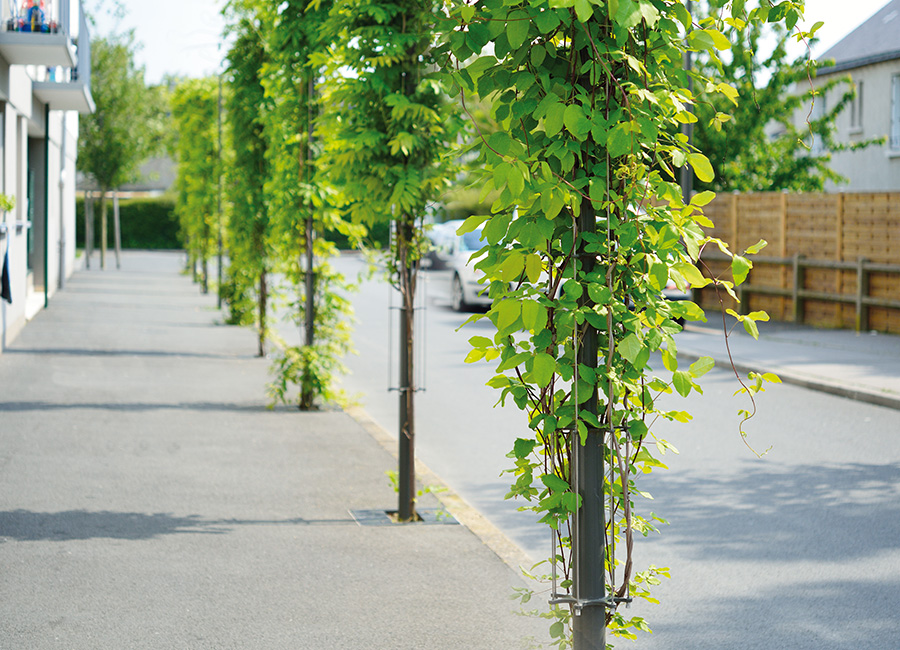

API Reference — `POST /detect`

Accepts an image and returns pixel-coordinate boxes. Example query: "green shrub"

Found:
[76,196,180,250]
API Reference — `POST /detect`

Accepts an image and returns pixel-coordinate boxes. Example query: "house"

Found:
[0,0,92,352]
[810,0,900,191]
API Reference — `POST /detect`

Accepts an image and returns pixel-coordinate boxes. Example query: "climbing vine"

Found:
[439,0,802,645]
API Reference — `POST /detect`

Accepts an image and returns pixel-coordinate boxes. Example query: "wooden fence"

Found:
[696,192,900,335]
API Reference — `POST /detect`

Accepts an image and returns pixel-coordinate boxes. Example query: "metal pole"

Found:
[572,195,606,650]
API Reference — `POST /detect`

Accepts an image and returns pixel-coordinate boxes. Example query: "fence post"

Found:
[792,254,804,323]
[856,257,869,332]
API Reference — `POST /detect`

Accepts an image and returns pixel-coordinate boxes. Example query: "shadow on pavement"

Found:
[0,509,357,542]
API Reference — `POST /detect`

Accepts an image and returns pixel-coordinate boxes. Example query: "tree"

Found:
[225,18,271,355]
[442,0,798,646]
[691,6,881,192]
[223,0,358,410]
[77,33,156,269]
[319,0,461,521]
[171,78,220,292]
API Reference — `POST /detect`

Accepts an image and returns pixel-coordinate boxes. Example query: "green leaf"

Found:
[521,300,547,331]
[744,239,767,255]
[618,333,642,365]
[514,438,537,458]
[544,102,566,137]
[690,190,716,207]
[506,11,530,50]
[687,153,715,182]
[689,356,715,378]
[457,214,490,236]
[531,352,556,387]
[525,254,543,284]
[732,255,752,285]
[495,299,521,331]
[468,335,493,348]
[607,122,633,157]
[705,29,732,50]
[673,262,710,288]
[574,0,593,21]
[672,370,692,397]
[742,317,760,339]
[541,473,570,493]
[564,104,587,137]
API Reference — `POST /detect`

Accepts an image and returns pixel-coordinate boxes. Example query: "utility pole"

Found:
[572,194,606,650]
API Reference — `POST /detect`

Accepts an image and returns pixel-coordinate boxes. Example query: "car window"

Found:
[459,228,485,252]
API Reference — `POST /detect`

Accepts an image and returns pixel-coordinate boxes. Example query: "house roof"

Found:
[818,0,900,74]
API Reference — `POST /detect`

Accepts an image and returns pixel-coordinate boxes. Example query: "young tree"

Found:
[224,0,358,410]
[225,19,271,355]
[77,34,156,269]
[171,78,220,292]
[319,0,460,520]
[442,0,797,645]
[691,6,881,192]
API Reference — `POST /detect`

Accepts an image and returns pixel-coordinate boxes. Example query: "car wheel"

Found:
[451,274,468,312]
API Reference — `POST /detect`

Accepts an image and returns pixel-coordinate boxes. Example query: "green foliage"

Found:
[171,77,221,287]
[78,34,158,193]
[442,0,797,643]
[224,0,359,407]
[691,5,883,192]
[317,0,461,239]
[266,258,356,410]
[76,197,179,250]
[225,18,271,347]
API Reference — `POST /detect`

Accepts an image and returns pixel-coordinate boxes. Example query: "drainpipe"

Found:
[43,102,49,309]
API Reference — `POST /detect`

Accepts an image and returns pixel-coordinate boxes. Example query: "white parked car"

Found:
[426,220,492,311]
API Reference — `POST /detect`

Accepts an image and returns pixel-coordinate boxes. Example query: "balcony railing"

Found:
[0,0,93,113]
[0,0,77,67]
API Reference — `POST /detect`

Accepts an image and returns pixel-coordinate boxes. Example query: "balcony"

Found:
[0,1,77,68]
[1,0,94,114]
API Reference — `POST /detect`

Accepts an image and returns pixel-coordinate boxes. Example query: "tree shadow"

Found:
[0,401,270,413]
[652,578,900,650]
[0,510,356,542]
[641,461,900,563]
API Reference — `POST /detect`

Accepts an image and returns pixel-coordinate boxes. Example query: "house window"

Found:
[892,75,900,150]
[850,80,863,129]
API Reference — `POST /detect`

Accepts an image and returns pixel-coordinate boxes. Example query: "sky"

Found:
[87,0,892,86]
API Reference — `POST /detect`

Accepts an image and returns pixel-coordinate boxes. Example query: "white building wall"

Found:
[0,76,82,351]
[813,59,900,192]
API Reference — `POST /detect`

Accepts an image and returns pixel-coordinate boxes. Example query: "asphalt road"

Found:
[322,254,900,650]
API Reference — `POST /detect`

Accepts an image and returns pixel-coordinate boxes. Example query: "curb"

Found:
[678,349,900,412]
[345,406,537,574]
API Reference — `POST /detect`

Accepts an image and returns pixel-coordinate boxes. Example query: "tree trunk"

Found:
[113,191,122,270]
[397,218,417,522]
[258,269,267,358]
[99,190,107,270]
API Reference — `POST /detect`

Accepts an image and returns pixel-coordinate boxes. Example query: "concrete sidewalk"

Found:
[677,317,900,411]
[0,252,548,650]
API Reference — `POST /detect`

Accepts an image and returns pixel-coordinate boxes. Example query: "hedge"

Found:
[76,196,180,250]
